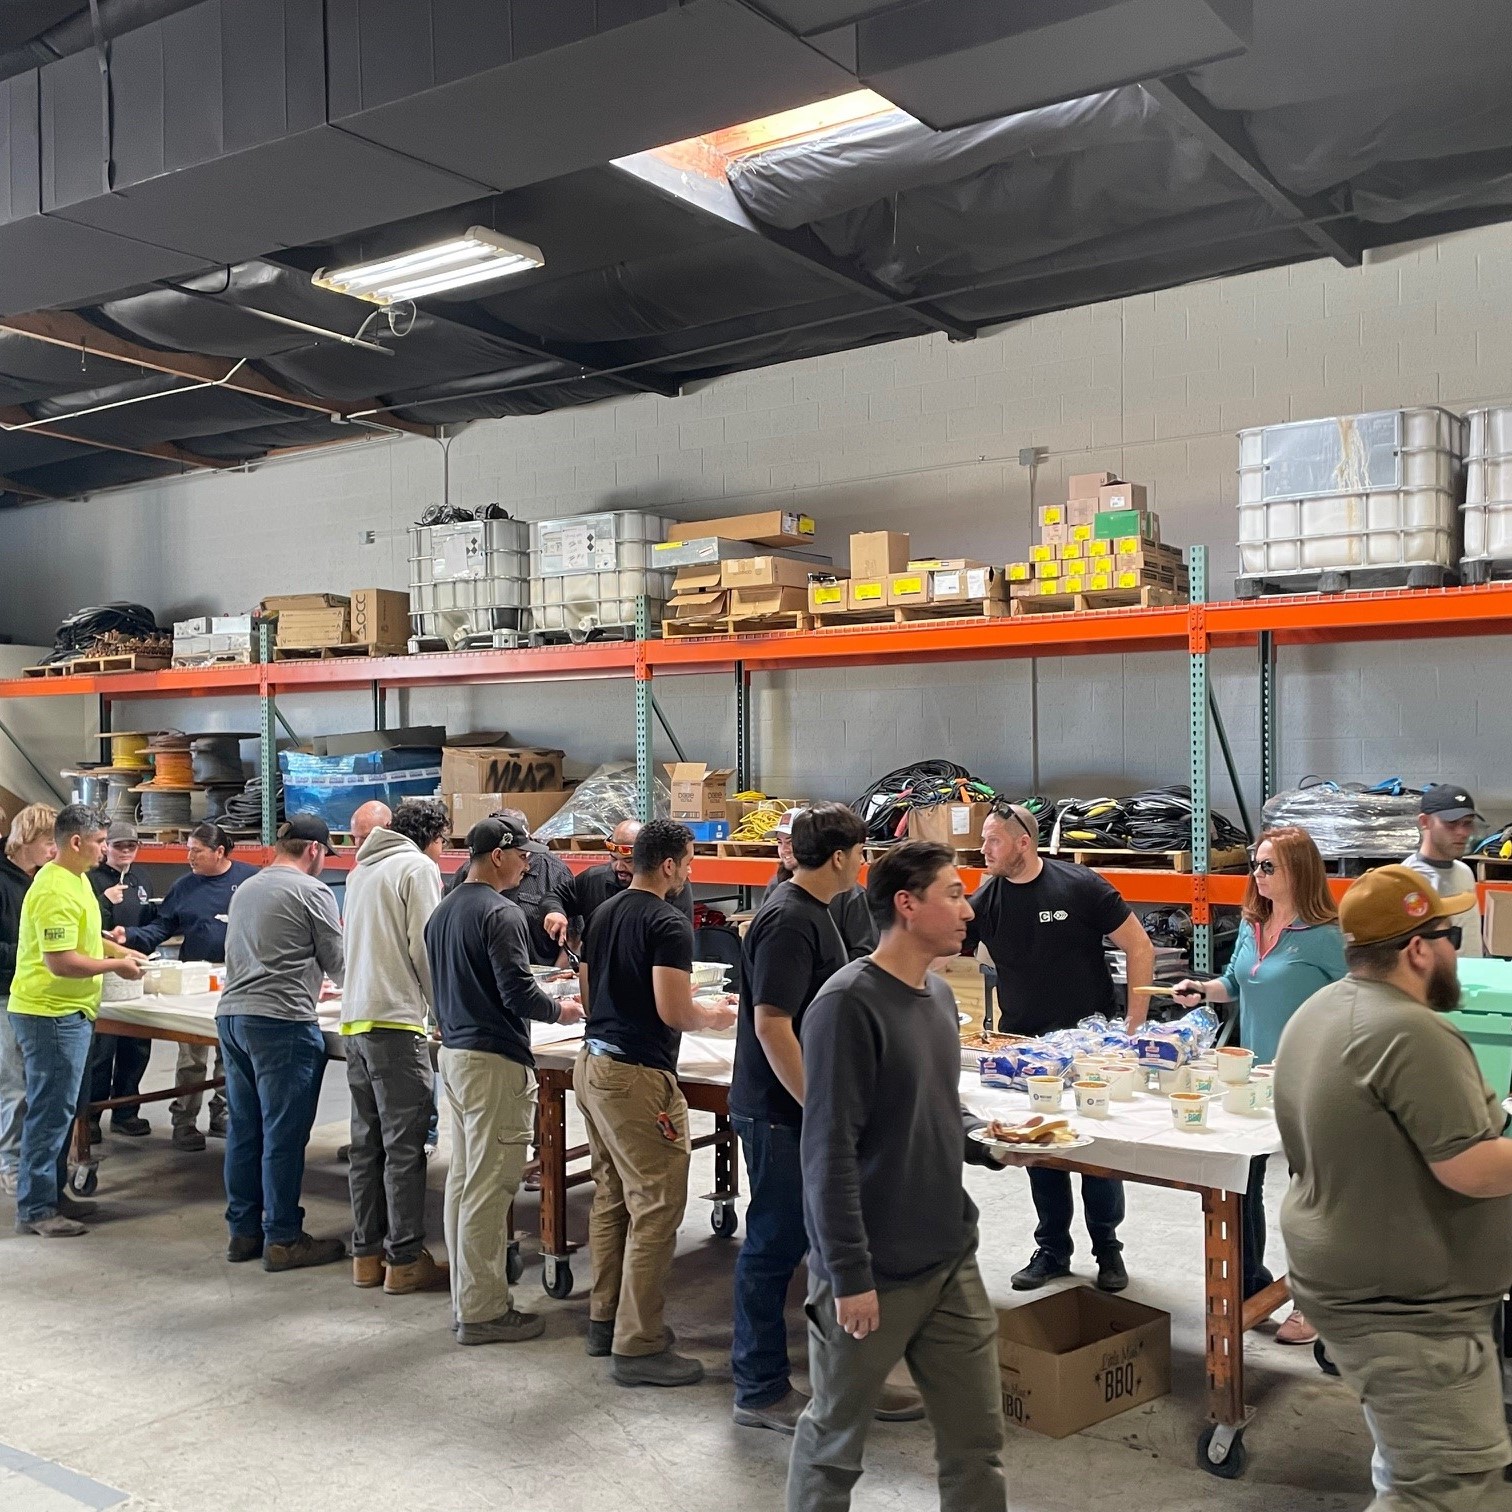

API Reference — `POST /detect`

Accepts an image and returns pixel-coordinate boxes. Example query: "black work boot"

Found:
[1011,1249,1072,1291]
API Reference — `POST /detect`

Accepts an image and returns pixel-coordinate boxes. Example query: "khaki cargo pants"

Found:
[1318,1308,1512,1511]
[573,1047,690,1357]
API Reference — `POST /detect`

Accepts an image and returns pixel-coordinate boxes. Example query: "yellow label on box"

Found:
[1062,576,1085,593]
[1114,536,1142,555]
[1087,539,1112,557]
[1059,542,1083,560]
[1115,570,1141,588]
[812,584,845,606]
[1087,572,1112,591]
[1038,580,1062,595]
[1007,562,1031,581]
[893,576,924,594]
[1029,544,1055,562]
[1035,560,1061,579]
[1040,505,1064,525]
[1071,524,1093,542]
[854,581,884,601]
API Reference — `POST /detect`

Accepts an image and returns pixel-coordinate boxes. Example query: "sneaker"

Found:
[263,1233,346,1272]
[227,1235,264,1263]
[1011,1249,1072,1291]
[734,1389,809,1434]
[110,1116,151,1137]
[352,1255,384,1288]
[208,1116,228,1140]
[172,1124,206,1153]
[424,1138,438,1158]
[384,1249,450,1295]
[611,1349,704,1388]
[55,1192,98,1221]
[1275,1309,1318,1345]
[874,1383,926,1422]
[457,1310,545,1345]
[1095,1253,1130,1294]
[15,1213,87,1237]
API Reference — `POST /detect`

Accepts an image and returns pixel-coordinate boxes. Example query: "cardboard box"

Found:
[1039,521,1068,546]
[653,536,762,568]
[1086,539,1113,558]
[309,726,445,757]
[691,510,816,548]
[1037,504,1064,528]
[1005,562,1033,582]
[1485,890,1512,956]
[1098,481,1148,514]
[174,616,210,637]
[808,576,849,614]
[1115,548,1187,576]
[848,578,889,611]
[1058,542,1083,561]
[672,563,724,592]
[1061,575,1086,593]
[449,788,572,839]
[908,801,993,850]
[1029,544,1056,564]
[173,634,212,658]
[931,565,1001,603]
[1085,572,1113,591]
[1068,470,1119,498]
[1095,509,1160,542]
[1066,497,1100,527]
[349,588,409,649]
[1070,523,1094,542]
[850,531,911,579]
[262,593,349,614]
[211,614,253,636]
[730,585,808,616]
[442,737,564,795]
[276,607,351,647]
[667,589,727,620]
[721,555,816,590]
[664,763,734,822]
[887,571,933,608]
[996,1289,1170,1439]
[1034,560,1061,580]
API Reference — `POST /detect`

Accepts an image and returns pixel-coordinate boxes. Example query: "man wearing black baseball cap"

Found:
[216,812,345,1272]
[1402,785,1485,957]
[426,815,583,1345]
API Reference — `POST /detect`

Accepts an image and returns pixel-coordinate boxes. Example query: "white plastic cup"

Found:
[1073,1079,1110,1118]
[1222,1082,1265,1116]
[1188,1065,1219,1096]
[1170,1092,1210,1132]
[1027,1075,1065,1113]
[1102,1064,1139,1101]
[1217,1047,1255,1084]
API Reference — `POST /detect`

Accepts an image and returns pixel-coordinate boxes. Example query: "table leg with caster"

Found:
[1199,1186,1250,1479]
[537,1068,575,1298]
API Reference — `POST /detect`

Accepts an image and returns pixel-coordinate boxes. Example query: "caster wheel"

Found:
[543,1260,574,1300]
[711,1203,738,1239]
[70,1165,99,1197]
[1314,1339,1340,1377]
[506,1245,524,1286]
[1197,1424,1247,1480]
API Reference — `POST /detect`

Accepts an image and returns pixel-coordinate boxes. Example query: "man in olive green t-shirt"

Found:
[1276,865,1512,1511]
[9,805,146,1237]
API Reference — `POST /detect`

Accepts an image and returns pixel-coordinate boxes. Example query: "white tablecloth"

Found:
[532,1032,734,1088]
[960,1072,1282,1193]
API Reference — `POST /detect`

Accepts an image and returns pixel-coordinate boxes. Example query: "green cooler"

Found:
[1448,959,1512,1098]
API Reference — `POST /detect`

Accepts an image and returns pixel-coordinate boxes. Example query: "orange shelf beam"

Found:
[0,663,263,701]
[263,643,639,692]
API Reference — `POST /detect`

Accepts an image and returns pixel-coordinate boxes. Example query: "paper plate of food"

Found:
[970,1116,1096,1154]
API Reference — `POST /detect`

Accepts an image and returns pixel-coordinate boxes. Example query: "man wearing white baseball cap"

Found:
[1276,865,1512,1510]
[1401,785,1485,956]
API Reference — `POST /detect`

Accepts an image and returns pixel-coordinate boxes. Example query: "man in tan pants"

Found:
[425,816,582,1345]
[575,819,735,1387]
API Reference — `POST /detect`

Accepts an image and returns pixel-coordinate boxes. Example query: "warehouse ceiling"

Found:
[1,0,1511,508]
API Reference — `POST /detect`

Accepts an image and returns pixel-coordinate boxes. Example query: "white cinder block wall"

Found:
[5,222,1512,821]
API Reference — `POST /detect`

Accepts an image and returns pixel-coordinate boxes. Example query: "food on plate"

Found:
[983,1116,1080,1147]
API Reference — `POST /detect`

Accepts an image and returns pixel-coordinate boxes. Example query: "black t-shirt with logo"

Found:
[963,858,1130,1034]
[731,881,849,1126]
[583,886,696,1074]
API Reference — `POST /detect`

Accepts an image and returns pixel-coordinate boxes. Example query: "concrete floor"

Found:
[0,1045,1374,1512]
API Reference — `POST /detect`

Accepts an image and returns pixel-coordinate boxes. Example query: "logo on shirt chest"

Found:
[1038,910,1070,924]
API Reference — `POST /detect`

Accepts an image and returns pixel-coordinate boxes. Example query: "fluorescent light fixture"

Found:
[313,227,544,305]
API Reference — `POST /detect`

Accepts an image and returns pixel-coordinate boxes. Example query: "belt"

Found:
[586,1039,633,1064]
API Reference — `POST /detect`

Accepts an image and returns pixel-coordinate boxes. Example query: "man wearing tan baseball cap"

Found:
[1275,866,1512,1510]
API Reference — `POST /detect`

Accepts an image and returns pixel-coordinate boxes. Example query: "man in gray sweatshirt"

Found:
[341,800,448,1296]
[789,840,1007,1512]
[217,814,345,1273]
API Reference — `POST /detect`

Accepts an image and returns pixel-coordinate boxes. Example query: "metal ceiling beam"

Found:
[0,405,236,472]
[455,308,682,400]
[0,311,438,436]
[612,149,978,342]
[0,471,60,500]
[1143,76,1363,267]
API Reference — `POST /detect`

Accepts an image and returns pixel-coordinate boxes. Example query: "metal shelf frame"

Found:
[8,582,1512,906]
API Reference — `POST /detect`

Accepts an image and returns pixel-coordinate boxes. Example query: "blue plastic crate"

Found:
[685,819,729,842]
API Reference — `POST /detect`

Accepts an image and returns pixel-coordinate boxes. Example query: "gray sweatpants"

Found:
[346,1029,434,1267]
[172,1041,227,1129]
[787,1239,1007,1512]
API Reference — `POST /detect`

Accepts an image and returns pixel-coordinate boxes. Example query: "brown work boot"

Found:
[384,1249,450,1295]
[352,1255,384,1289]
[263,1233,346,1272]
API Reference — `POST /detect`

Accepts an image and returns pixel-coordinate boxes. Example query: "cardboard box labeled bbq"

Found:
[996,1289,1170,1439]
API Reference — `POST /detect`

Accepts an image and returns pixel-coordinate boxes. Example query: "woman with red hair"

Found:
[1175,826,1345,1344]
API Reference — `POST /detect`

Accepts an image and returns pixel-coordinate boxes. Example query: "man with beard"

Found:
[1275,866,1512,1511]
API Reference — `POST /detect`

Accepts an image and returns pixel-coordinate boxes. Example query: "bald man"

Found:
[351,802,393,849]
[546,819,694,950]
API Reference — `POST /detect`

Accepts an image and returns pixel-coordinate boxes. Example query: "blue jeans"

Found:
[1027,1167,1124,1264]
[731,1116,809,1409]
[0,997,26,1176]
[11,1011,93,1223]
[217,1015,328,1245]
[1242,1155,1274,1299]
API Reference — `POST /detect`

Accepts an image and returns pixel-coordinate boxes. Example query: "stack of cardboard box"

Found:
[807,532,1006,619]
[442,733,572,839]
[663,511,823,626]
[1006,473,1188,603]
[262,588,411,656]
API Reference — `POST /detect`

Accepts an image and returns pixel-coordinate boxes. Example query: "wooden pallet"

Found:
[24,652,171,677]
[1040,843,1250,873]
[1011,586,1186,615]
[172,652,256,668]
[711,840,780,858]
[273,643,407,661]
[661,611,812,639]
[891,599,1010,624]
[1235,564,1455,598]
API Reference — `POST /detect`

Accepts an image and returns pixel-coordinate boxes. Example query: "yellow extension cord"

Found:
[728,791,803,841]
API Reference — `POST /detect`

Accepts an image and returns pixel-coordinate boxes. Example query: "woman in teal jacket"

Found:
[1175,825,1345,1344]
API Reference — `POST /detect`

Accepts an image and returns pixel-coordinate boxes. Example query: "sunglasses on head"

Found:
[1250,858,1277,876]
[995,807,1036,840]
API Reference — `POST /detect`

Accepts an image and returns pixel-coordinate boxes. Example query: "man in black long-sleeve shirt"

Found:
[790,841,1007,1512]
[426,816,583,1346]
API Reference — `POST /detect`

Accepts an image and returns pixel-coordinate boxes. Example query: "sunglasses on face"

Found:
[1406,925,1462,951]
[605,841,634,856]
[1250,858,1276,876]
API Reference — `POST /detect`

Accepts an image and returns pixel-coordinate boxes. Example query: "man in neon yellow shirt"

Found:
[10,804,146,1237]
